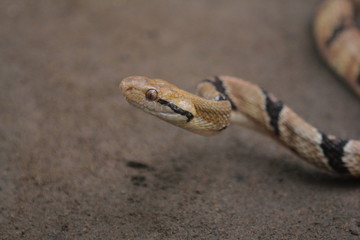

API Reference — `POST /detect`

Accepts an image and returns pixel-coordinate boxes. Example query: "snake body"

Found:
[120,0,360,177]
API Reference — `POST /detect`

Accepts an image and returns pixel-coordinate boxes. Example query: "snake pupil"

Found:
[145,89,158,101]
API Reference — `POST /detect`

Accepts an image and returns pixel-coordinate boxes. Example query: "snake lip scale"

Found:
[120,0,360,177]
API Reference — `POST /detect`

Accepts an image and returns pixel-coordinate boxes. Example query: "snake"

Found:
[120,0,360,177]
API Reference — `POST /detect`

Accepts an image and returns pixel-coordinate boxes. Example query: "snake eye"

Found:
[145,89,158,101]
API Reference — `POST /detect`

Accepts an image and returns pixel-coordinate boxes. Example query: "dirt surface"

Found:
[1,0,360,239]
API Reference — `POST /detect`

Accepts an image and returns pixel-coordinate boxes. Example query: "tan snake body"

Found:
[120,0,360,177]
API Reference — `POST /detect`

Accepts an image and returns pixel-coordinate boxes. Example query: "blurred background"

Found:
[1,0,359,239]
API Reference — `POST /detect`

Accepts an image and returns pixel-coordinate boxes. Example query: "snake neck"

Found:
[182,96,232,136]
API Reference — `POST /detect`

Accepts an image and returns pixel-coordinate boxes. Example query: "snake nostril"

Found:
[126,87,134,92]
[119,79,133,94]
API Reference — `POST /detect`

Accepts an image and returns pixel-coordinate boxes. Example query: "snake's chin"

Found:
[149,110,185,123]
[157,112,181,120]
[158,112,175,117]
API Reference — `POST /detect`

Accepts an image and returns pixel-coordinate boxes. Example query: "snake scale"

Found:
[120,0,360,177]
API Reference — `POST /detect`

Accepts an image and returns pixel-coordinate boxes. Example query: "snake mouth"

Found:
[126,96,185,122]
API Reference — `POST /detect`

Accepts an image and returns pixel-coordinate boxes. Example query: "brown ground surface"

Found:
[1,0,360,239]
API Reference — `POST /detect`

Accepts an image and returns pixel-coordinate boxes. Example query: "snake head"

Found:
[120,76,231,135]
[120,76,196,124]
